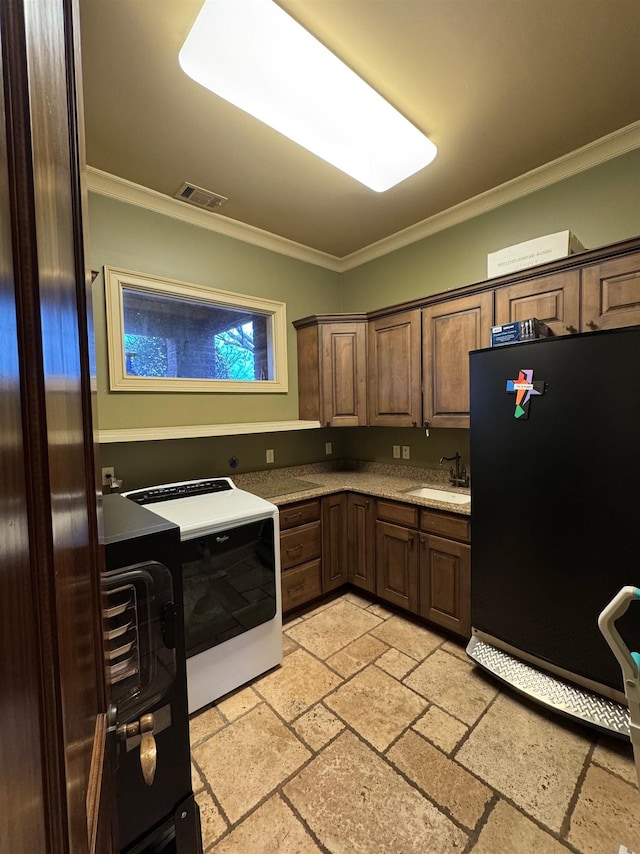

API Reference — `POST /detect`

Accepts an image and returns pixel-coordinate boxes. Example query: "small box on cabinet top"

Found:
[487,230,585,279]
[490,318,552,347]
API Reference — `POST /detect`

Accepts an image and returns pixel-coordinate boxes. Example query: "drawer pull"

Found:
[287,582,306,593]
[283,512,302,522]
[286,544,303,552]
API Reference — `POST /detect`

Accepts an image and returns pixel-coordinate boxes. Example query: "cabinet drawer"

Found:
[282,559,322,612]
[421,510,470,543]
[376,500,418,529]
[280,521,321,569]
[279,500,321,530]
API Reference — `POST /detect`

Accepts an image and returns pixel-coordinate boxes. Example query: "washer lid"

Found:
[123,478,278,538]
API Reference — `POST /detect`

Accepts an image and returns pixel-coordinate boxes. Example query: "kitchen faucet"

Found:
[439,452,470,488]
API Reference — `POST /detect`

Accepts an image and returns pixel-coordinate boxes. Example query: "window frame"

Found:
[103,266,288,393]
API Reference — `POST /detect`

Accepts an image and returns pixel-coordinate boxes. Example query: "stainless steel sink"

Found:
[402,486,470,505]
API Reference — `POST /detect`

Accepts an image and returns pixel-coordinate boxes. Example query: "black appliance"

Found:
[468,325,640,735]
[101,493,202,853]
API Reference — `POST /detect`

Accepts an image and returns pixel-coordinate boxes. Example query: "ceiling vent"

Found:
[174,182,228,212]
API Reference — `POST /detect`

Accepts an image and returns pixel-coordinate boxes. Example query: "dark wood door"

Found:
[422,291,493,429]
[419,535,471,638]
[320,322,368,426]
[375,521,419,613]
[0,0,112,851]
[347,493,375,593]
[494,270,581,336]
[322,493,348,591]
[581,251,640,331]
[368,309,422,427]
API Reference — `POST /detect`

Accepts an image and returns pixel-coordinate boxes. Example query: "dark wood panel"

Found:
[0,0,111,849]
[421,509,470,543]
[368,309,421,427]
[280,521,321,569]
[279,499,321,530]
[347,493,375,593]
[376,499,419,529]
[375,521,419,613]
[422,291,493,428]
[494,270,580,336]
[321,322,367,426]
[419,535,471,638]
[282,560,322,612]
[296,323,320,421]
[581,251,640,331]
[322,493,348,591]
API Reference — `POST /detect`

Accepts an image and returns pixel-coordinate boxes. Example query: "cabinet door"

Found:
[368,309,422,427]
[494,270,580,336]
[581,251,640,332]
[322,493,348,591]
[419,534,470,637]
[321,322,367,426]
[347,494,375,593]
[375,521,419,613]
[422,291,493,429]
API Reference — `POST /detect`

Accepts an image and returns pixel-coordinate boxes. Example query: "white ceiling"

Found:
[79,0,640,260]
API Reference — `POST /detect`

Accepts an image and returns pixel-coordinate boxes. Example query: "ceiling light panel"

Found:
[179,0,437,192]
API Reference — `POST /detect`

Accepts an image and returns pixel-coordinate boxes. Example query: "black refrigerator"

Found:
[468,325,640,735]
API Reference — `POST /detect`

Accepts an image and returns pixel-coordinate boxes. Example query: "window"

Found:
[104,267,288,392]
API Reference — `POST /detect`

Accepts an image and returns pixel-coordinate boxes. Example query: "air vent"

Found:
[175,182,228,211]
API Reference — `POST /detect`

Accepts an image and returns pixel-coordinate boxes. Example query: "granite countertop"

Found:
[232,460,471,516]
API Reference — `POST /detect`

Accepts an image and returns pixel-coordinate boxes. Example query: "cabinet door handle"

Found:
[565,324,577,334]
[586,320,598,330]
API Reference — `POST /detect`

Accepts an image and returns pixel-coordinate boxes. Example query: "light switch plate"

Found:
[393,445,401,458]
[266,449,274,464]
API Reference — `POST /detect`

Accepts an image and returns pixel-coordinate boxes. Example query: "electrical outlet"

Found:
[101,466,115,486]
[325,442,332,455]
[393,445,401,458]
[266,449,274,464]
[402,445,410,459]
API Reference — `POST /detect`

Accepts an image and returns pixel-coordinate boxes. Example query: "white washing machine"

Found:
[124,477,282,714]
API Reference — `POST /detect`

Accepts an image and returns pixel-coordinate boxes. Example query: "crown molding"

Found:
[339,120,640,272]
[85,167,342,272]
[86,120,640,274]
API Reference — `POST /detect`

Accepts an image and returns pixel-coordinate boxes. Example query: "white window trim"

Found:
[104,266,288,393]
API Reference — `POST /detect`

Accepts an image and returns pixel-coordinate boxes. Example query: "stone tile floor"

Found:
[190,591,640,853]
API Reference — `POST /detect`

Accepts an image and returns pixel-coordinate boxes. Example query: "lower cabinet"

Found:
[280,492,471,637]
[418,509,471,637]
[280,500,322,613]
[375,499,471,637]
[375,501,419,614]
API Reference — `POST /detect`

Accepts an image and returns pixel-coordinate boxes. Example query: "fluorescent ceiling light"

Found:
[179,0,437,192]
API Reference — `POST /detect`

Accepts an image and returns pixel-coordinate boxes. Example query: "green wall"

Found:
[341,149,640,311]
[92,149,640,484]
[99,427,347,493]
[89,193,342,430]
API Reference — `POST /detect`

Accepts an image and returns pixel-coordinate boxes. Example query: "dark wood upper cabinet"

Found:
[422,291,493,429]
[494,269,581,336]
[294,315,368,427]
[581,251,640,331]
[368,309,422,427]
